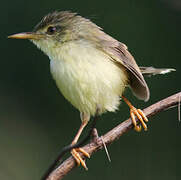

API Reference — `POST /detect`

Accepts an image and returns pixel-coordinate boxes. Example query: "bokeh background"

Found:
[1,0,181,179]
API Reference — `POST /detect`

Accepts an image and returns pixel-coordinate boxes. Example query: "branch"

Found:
[45,92,181,180]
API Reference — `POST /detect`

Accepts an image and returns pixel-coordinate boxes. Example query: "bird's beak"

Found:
[8,32,44,40]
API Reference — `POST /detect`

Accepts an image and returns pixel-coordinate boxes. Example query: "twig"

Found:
[45,92,181,180]
[178,94,180,122]
[100,136,111,162]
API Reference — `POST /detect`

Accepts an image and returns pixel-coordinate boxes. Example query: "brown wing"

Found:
[100,39,150,101]
[114,42,150,101]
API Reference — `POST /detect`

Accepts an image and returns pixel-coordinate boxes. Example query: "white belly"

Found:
[50,41,128,116]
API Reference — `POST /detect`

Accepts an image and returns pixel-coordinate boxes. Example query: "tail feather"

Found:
[139,66,176,76]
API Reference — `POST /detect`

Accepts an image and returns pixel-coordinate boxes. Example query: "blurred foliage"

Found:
[1,0,181,180]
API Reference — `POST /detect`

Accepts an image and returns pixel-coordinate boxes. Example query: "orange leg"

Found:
[71,120,90,170]
[122,96,148,132]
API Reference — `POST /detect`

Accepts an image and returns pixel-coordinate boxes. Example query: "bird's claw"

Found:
[71,148,90,170]
[130,107,148,132]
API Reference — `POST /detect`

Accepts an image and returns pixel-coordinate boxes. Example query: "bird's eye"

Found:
[47,26,56,34]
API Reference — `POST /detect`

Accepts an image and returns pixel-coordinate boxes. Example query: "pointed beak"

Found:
[8,32,44,40]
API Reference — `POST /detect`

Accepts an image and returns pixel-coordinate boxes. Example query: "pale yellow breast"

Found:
[50,40,128,117]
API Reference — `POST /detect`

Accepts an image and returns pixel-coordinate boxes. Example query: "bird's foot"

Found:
[71,147,90,170]
[130,107,148,132]
[121,96,148,132]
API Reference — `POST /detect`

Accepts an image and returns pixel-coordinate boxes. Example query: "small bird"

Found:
[8,11,175,169]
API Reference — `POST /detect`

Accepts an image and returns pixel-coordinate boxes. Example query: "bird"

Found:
[8,11,175,169]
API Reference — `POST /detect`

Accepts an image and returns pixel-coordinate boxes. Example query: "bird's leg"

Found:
[122,95,148,132]
[41,114,95,180]
[71,113,90,170]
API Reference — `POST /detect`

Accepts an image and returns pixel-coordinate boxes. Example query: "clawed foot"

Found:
[130,107,148,132]
[122,96,148,132]
[71,147,90,170]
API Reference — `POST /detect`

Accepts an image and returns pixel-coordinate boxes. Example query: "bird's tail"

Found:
[139,66,176,76]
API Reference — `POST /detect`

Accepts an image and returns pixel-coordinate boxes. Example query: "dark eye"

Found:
[47,26,56,34]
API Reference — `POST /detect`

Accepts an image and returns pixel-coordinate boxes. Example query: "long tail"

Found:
[139,66,176,76]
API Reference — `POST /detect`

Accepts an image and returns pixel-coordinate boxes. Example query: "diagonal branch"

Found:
[45,92,181,180]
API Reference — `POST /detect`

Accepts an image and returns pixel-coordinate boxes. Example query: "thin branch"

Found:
[46,92,181,180]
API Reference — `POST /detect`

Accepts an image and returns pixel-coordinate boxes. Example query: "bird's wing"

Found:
[101,40,150,101]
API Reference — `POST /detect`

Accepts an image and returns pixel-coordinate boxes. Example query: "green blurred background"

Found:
[1,0,181,179]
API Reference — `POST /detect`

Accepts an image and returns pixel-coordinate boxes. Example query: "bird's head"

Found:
[8,11,102,58]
